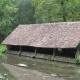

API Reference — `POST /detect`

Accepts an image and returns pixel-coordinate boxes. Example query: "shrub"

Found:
[0,44,6,57]
[75,53,80,64]
[47,55,51,61]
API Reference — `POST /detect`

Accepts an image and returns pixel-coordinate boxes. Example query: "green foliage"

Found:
[0,44,6,57]
[1,0,80,40]
[0,44,6,53]
[33,0,80,23]
[0,0,17,40]
[47,55,51,61]
[33,0,61,23]
[75,52,80,64]
[13,0,35,27]
[75,44,80,64]
[0,0,17,27]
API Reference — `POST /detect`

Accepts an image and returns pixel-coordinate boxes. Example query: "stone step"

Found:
[21,52,36,57]
[54,56,75,63]
[36,53,53,60]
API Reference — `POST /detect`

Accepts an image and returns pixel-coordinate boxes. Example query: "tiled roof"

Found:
[2,22,80,48]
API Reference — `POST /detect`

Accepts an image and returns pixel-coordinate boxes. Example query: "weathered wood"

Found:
[33,47,37,58]
[18,46,22,56]
[6,45,10,54]
[35,47,37,54]
[52,49,56,60]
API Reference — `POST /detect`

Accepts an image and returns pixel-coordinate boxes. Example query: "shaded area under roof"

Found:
[2,22,80,48]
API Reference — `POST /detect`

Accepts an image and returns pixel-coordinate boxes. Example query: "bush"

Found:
[0,44,6,57]
[75,53,80,64]
[47,55,51,61]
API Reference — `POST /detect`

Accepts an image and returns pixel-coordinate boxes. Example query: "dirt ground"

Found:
[2,63,65,80]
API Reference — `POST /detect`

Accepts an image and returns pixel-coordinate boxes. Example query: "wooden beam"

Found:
[35,47,37,54]
[6,45,10,54]
[34,47,37,57]
[52,48,56,61]
[19,46,22,56]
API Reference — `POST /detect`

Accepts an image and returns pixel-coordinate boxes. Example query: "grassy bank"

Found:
[0,44,6,57]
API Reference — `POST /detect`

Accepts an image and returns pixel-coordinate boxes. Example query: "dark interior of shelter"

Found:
[9,45,35,53]
[37,48,53,55]
[10,45,20,51]
[8,45,76,58]
[22,46,35,53]
[56,48,76,58]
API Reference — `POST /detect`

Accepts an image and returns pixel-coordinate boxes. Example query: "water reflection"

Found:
[1,54,80,80]
[0,56,17,80]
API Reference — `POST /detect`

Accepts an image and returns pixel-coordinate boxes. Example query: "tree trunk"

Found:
[0,35,2,43]
[61,0,66,22]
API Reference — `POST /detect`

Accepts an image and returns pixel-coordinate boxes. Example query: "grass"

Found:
[0,44,6,57]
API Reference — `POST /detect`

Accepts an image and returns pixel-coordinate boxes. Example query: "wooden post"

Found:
[19,46,22,56]
[35,47,37,54]
[52,48,56,61]
[6,45,11,54]
[6,45,9,54]
[34,47,37,57]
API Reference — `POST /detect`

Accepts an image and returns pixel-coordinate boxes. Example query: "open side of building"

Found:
[2,22,80,63]
[6,45,78,63]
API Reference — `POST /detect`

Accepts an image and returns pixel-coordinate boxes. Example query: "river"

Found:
[0,54,80,80]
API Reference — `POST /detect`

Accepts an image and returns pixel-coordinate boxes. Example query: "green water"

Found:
[0,56,17,80]
[1,54,80,80]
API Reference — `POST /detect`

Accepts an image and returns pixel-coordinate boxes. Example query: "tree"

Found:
[13,0,35,27]
[0,0,17,42]
[33,0,80,23]
[33,0,61,23]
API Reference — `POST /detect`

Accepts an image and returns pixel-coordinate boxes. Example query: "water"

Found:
[0,56,17,80]
[1,54,80,80]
